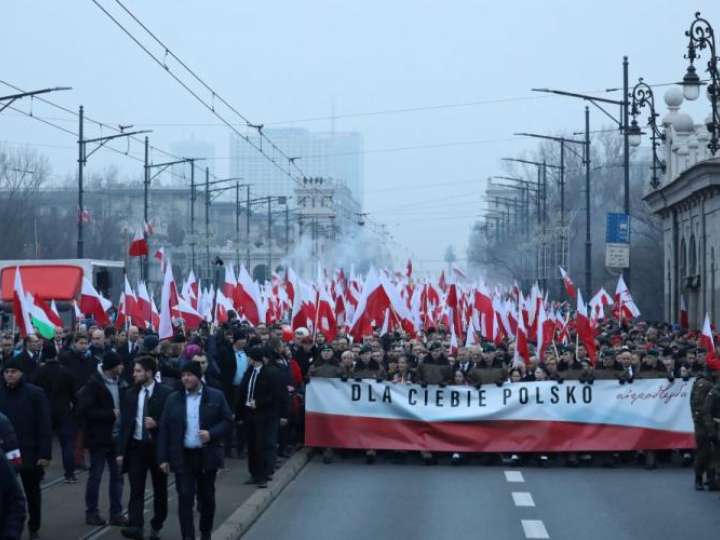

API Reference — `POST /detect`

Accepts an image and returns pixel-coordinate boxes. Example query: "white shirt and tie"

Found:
[134,380,155,441]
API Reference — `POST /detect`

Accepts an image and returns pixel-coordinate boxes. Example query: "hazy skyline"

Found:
[2,0,719,272]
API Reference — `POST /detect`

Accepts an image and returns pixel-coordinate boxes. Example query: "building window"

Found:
[689,235,697,276]
[680,238,687,278]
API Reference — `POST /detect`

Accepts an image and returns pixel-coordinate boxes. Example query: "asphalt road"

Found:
[36,440,262,540]
[241,454,720,540]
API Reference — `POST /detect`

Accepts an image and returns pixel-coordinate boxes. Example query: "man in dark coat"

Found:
[14,334,43,383]
[158,361,232,540]
[34,346,78,482]
[217,329,248,458]
[59,333,96,390]
[0,357,52,540]
[0,410,22,467]
[117,325,141,384]
[116,356,173,540]
[76,351,128,527]
[0,451,26,540]
[236,346,284,488]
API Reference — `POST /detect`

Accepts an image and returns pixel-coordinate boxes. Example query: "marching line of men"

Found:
[0,320,289,540]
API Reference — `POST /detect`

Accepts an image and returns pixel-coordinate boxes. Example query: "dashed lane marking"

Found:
[521,519,549,539]
[511,492,535,507]
[504,470,525,483]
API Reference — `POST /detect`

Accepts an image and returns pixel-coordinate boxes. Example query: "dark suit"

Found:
[0,376,52,535]
[158,385,232,539]
[236,364,283,483]
[118,381,173,532]
[217,346,249,457]
[117,341,141,384]
[14,350,41,383]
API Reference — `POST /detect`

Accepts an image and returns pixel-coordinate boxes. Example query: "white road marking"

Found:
[521,519,549,539]
[512,492,535,507]
[504,470,525,483]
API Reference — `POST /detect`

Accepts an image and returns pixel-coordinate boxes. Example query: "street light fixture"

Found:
[628,78,665,189]
[681,11,720,154]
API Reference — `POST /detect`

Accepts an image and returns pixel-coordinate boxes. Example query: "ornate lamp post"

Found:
[628,78,666,189]
[681,12,720,155]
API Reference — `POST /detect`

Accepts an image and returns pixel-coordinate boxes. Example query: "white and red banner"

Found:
[306,378,694,452]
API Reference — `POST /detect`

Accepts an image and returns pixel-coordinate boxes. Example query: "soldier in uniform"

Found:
[308,344,344,464]
[415,342,451,464]
[693,357,720,490]
[352,346,385,464]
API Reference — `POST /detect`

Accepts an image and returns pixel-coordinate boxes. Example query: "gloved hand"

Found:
[439,382,446,388]
[627,377,634,385]
[495,379,504,387]
[587,377,594,385]
[376,377,384,384]
[340,375,348,383]
[682,375,691,382]
[304,377,311,385]
[421,382,428,389]
[667,374,675,382]
[556,377,564,384]
[474,383,482,390]
[354,378,362,383]
[619,378,626,385]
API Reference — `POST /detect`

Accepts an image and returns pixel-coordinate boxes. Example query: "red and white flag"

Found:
[158,263,175,340]
[512,307,530,367]
[12,268,34,337]
[173,297,204,329]
[144,221,155,236]
[700,313,716,359]
[576,290,596,364]
[680,296,689,330]
[80,277,112,327]
[559,267,576,299]
[128,229,149,257]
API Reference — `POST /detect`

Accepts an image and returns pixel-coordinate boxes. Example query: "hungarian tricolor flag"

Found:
[128,229,149,257]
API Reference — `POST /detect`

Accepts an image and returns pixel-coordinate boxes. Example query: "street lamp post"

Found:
[532,56,631,287]
[628,78,666,189]
[681,12,720,155]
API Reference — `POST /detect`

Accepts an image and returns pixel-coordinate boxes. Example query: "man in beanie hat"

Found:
[693,357,720,490]
[236,346,284,488]
[0,355,52,540]
[76,350,128,527]
[158,354,232,540]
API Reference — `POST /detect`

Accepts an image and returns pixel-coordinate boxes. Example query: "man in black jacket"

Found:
[117,356,173,540]
[158,361,232,540]
[15,334,43,383]
[117,325,141,384]
[236,347,284,489]
[217,329,248,458]
[0,451,26,540]
[0,357,52,540]
[59,333,95,390]
[76,351,128,527]
[34,346,78,483]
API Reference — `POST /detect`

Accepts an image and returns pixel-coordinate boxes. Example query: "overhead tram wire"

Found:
[0,78,222,183]
[91,0,407,249]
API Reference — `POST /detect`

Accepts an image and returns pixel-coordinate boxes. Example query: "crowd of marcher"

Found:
[1,312,720,540]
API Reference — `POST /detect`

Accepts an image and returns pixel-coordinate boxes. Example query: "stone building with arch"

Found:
[644,87,720,329]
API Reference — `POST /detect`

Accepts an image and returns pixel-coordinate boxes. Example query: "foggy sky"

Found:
[2,0,719,273]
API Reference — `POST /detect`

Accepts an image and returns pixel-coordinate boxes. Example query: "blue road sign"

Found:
[605,213,630,244]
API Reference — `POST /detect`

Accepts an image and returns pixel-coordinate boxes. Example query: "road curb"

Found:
[213,447,314,539]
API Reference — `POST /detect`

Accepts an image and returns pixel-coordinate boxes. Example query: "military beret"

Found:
[429,342,443,351]
[359,345,372,354]
[319,344,333,352]
[482,343,497,352]
[647,349,660,357]
[601,350,615,359]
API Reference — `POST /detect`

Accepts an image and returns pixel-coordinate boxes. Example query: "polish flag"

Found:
[137,281,152,327]
[700,313,716,359]
[128,229,149,257]
[535,301,554,357]
[680,296,689,330]
[115,292,128,330]
[406,259,413,279]
[150,297,160,332]
[214,289,235,324]
[12,268,34,337]
[237,264,264,326]
[512,307,530,367]
[73,300,83,322]
[559,267,576,298]
[49,300,64,329]
[154,246,165,262]
[158,263,175,340]
[80,277,112,327]
[223,263,238,309]
[144,221,155,236]
[474,281,494,340]
[614,274,641,321]
[349,269,391,341]
[449,328,459,356]
[315,276,338,342]
[576,290,596,364]
[173,297,204,329]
